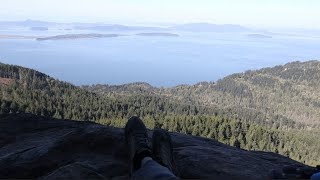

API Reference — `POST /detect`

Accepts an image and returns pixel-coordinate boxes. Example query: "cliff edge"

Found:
[0,113,308,179]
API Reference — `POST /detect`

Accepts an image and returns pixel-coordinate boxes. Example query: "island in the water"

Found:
[136,32,179,37]
[36,33,121,41]
[247,34,272,39]
[30,27,48,31]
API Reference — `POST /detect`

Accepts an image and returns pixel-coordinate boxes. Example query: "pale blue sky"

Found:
[1,0,320,28]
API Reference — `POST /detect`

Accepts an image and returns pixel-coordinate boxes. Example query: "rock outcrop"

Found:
[0,113,308,179]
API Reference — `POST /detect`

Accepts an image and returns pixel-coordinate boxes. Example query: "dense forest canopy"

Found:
[84,60,320,128]
[0,61,319,166]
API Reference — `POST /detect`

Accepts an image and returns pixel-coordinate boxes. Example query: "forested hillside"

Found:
[0,61,319,166]
[177,61,320,127]
[85,61,320,129]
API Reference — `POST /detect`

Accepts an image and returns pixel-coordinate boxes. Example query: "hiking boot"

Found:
[125,116,153,176]
[152,129,178,176]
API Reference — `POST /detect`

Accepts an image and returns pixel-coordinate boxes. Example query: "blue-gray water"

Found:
[0,30,320,87]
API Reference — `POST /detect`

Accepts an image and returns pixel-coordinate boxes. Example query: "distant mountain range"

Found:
[0,19,253,33]
[171,23,250,32]
[73,24,167,31]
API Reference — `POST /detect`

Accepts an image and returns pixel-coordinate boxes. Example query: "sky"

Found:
[0,0,320,29]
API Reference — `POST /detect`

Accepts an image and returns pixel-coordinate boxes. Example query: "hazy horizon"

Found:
[2,19,320,35]
[1,0,320,29]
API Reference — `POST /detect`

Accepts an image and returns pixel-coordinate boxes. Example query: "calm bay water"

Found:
[0,30,320,87]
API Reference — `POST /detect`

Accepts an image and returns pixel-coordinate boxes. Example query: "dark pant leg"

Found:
[132,159,179,180]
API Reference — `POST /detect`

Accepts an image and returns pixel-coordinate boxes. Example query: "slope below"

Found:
[0,113,309,179]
